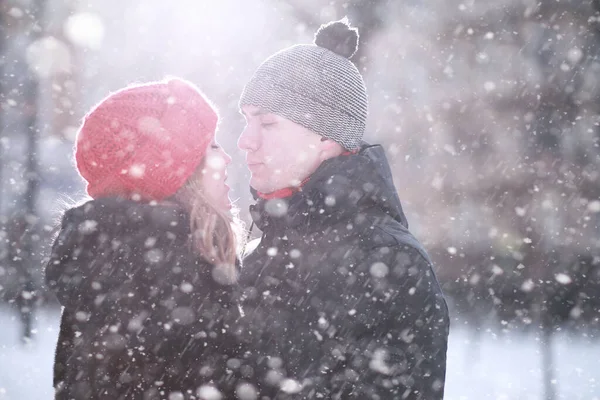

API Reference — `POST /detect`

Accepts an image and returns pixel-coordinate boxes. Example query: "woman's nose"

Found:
[222,149,232,166]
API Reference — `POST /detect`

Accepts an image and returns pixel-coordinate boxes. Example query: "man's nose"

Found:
[238,124,258,152]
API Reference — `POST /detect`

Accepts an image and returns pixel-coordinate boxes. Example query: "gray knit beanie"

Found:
[239,18,368,150]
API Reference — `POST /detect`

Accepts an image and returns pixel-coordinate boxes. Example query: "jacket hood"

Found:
[45,197,191,310]
[250,143,409,232]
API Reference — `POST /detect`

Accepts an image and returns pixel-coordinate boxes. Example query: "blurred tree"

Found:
[432,3,600,399]
[0,5,6,222]
[0,0,48,342]
[7,211,38,342]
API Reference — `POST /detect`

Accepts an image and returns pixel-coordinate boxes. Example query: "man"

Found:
[236,19,449,399]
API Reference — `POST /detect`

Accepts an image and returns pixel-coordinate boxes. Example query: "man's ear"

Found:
[318,137,344,161]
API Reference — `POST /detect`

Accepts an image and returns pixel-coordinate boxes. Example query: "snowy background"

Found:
[2,0,600,399]
[0,306,598,399]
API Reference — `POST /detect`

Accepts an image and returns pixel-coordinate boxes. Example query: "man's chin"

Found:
[251,178,294,195]
[249,179,269,194]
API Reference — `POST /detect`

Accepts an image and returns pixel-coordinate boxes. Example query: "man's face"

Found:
[238,105,325,194]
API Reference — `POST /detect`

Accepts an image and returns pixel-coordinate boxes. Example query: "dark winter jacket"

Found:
[239,144,449,399]
[45,197,243,400]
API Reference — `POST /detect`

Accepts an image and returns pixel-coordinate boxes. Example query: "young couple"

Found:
[45,20,449,399]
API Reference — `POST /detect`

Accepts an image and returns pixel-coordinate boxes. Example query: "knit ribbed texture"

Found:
[75,78,218,201]
[239,44,368,150]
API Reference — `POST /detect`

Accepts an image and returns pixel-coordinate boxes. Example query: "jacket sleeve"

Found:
[322,243,449,400]
[45,207,174,311]
[44,210,77,308]
[384,244,449,400]
[43,208,135,311]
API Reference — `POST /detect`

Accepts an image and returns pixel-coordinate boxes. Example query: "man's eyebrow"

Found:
[241,108,269,117]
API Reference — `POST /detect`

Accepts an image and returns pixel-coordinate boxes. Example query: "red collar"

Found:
[257,149,358,200]
[257,175,310,200]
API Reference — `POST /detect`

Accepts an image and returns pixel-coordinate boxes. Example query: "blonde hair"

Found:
[174,164,244,285]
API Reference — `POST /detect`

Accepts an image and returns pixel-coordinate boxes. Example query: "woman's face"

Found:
[201,139,232,212]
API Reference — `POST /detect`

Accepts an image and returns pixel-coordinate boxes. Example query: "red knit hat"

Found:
[75,78,218,201]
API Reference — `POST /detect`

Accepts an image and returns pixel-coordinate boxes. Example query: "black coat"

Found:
[45,198,243,399]
[239,144,449,399]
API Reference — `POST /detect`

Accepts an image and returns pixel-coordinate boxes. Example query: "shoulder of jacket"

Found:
[364,237,434,270]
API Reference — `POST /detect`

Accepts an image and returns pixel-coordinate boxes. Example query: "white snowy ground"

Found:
[0,307,598,399]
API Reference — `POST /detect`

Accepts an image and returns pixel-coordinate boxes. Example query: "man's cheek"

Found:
[296,151,310,163]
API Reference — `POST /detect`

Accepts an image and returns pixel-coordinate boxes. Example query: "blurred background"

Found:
[1,0,599,398]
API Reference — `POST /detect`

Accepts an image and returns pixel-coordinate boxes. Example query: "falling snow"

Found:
[63,12,105,49]
[555,273,573,285]
[1,1,599,399]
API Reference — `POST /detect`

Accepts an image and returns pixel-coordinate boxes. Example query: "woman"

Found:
[45,78,246,399]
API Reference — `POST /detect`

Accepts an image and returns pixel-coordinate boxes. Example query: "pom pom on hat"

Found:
[314,17,359,59]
